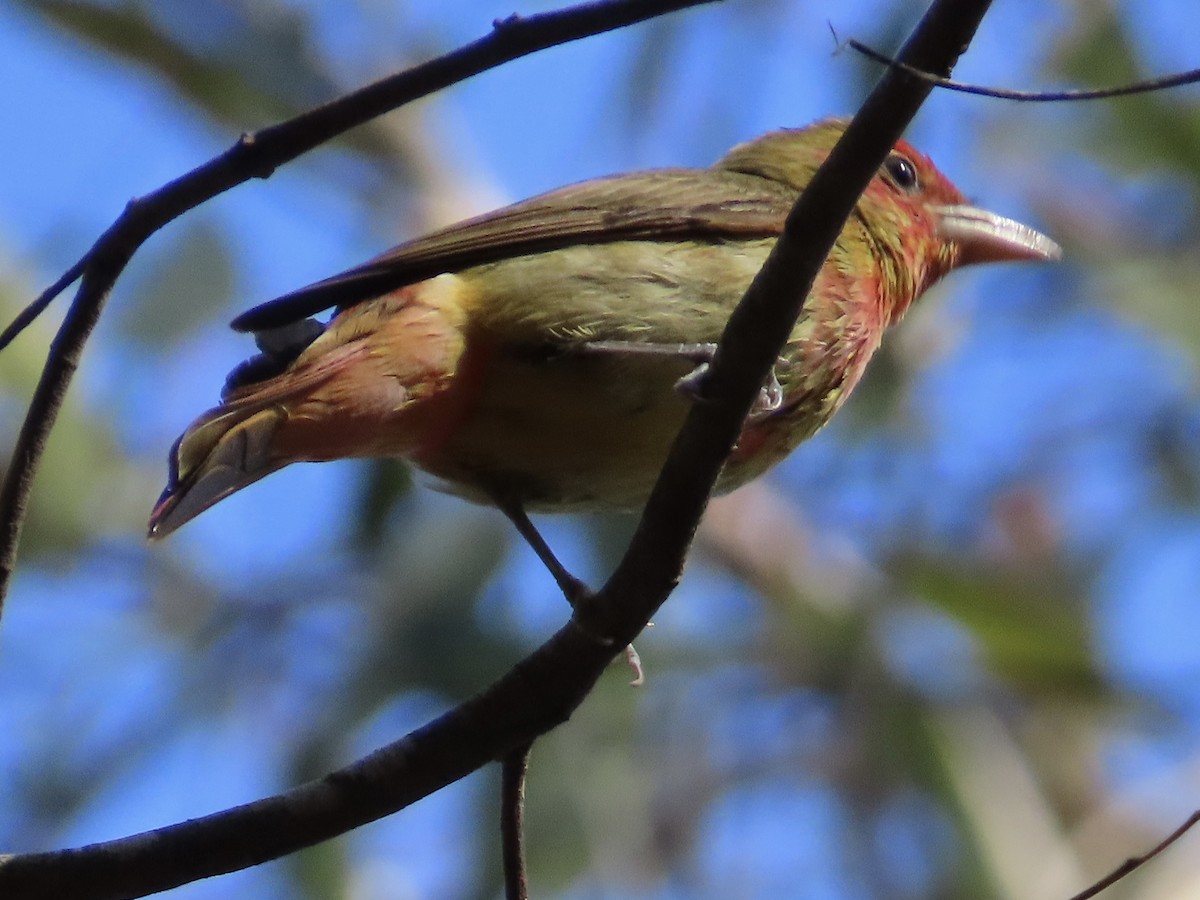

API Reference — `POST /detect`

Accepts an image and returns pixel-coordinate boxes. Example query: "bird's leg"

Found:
[569,339,782,421]
[492,494,645,686]
[494,497,593,607]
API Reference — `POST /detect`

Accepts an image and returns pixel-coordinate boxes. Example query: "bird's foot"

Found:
[747,368,784,423]
[491,492,649,686]
[673,360,711,401]
[675,353,784,421]
[563,581,646,686]
[558,571,594,609]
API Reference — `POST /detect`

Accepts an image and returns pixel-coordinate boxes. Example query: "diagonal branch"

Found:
[0,622,617,900]
[1068,810,1200,900]
[0,0,723,618]
[0,1,996,898]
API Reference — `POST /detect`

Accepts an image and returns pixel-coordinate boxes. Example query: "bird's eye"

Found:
[884,154,920,193]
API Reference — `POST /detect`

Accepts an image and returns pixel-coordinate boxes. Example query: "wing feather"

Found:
[232,168,796,332]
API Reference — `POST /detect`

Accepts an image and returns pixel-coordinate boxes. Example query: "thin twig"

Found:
[847,37,1200,101]
[1067,810,1200,900]
[501,744,533,900]
[0,263,126,609]
[0,0,721,618]
[0,258,88,354]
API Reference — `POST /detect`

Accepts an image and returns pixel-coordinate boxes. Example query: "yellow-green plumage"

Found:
[149,119,1059,538]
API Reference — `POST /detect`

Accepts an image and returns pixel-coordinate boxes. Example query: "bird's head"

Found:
[718,118,1061,325]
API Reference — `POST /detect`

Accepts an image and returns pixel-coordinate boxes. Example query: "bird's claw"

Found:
[671,342,720,402]
[674,361,712,401]
[675,355,785,422]
[624,643,645,687]
[748,368,784,422]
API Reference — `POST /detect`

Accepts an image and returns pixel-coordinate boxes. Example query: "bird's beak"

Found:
[935,204,1062,266]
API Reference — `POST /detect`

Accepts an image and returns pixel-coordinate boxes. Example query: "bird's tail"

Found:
[148,397,292,540]
[148,282,471,539]
[146,346,360,540]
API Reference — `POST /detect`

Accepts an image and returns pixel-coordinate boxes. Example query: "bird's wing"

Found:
[231,168,797,332]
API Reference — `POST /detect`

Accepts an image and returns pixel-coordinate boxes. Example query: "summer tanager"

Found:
[148,119,1059,579]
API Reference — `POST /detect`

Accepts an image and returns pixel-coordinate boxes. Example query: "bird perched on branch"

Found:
[148,118,1059,590]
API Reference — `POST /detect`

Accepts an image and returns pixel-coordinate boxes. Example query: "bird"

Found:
[148,118,1060,594]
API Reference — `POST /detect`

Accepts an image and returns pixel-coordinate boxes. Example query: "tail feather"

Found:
[147,405,288,540]
[149,280,470,538]
[149,339,373,539]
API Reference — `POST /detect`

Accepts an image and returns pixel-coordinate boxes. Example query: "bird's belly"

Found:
[412,346,696,510]
[409,344,860,511]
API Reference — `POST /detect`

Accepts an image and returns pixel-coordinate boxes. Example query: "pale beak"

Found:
[935,204,1062,266]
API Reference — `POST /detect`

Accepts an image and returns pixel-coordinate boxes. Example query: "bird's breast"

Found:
[404,240,886,509]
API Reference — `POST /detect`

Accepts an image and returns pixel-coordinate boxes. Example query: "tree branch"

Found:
[846,36,1200,101]
[500,744,533,900]
[1068,810,1200,900]
[0,624,615,900]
